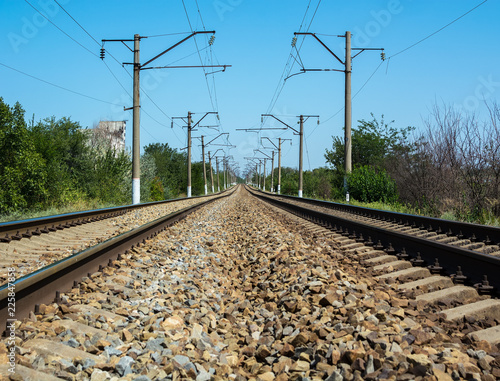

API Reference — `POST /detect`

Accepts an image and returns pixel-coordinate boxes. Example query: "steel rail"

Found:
[251,187,500,248]
[248,186,500,295]
[0,188,235,328]
[0,190,229,241]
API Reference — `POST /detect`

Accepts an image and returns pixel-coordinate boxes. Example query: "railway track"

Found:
[0,185,499,380]
[250,187,500,295]
[0,193,225,286]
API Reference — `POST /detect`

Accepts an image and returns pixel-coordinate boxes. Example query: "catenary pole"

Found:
[263,159,267,191]
[223,158,227,189]
[201,135,207,195]
[261,115,316,198]
[187,112,192,197]
[216,157,220,192]
[132,34,141,204]
[278,139,282,194]
[293,31,382,197]
[271,151,275,192]
[208,151,214,193]
[102,31,228,203]
[298,115,304,197]
[345,31,352,175]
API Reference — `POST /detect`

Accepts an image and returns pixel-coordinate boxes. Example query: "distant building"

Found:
[90,121,126,153]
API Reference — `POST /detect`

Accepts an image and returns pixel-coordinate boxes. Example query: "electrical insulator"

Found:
[209,35,215,46]
[100,48,105,60]
[381,52,385,61]
[291,36,297,47]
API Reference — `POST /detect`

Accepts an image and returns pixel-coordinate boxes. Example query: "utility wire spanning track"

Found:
[248,187,500,295]
[0,189,234,325]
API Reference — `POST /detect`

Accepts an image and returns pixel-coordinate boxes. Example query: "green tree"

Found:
[325,114,414,171]
[347,165,398,203]
[30,116,91,205]
[143,143,187,198]
[0,99,46,214]
[191,161,205,196]
[325,114,413,202]
[150,177,165,201]
[85,149,131,204]
[279,167,298,195]
[303,167,334,199]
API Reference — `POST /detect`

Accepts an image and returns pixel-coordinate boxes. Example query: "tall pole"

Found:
[132,34,141,204]
[201,136,207,195]
[278,138,282,194]
[223,158,227,189]
[263,159,267,191]
[271,151,275,193]
[344,31,352,175]
[216,157,220,192]
[103,31,228,204]
[258,161,261,189]
[261,116,315,197]
[298,115,304,198]
[208,151,214,193]
[255,164,258,187]
[187,111,192,197]
[292,31,382,198]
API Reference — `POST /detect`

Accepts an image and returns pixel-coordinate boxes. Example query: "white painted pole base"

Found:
[204,184,208,195]
[132,178,140,205]
[187,186,192,198]
[212,186,214,193]
[277,185,281,194]
[298,190,303,198]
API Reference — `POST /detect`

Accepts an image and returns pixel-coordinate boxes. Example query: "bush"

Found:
[347,165,398,203]
[150,177,165,201]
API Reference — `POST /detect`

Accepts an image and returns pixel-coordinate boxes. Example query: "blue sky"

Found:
[1,0,499,175]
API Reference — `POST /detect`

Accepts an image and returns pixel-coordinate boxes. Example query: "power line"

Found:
[51,0,185,137]
[307,60,384,139]
[264,0,322,117]
[306,0,322,31]
[305,133,311,170]
[390,0,489,59]
[141,89,184,144]
[24,0,97,58]
[181,0,221,128]
[0,61,124,107]
[49,1,174,143]
[0,60,163,142]
[194,0,207,30]
[353,61,384,98]
[102,60,132,100]
[263,0,315,116]
[145,32,191,38]
[307,1,488,138]
[53,0,100,46]
[15,2,191,147]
